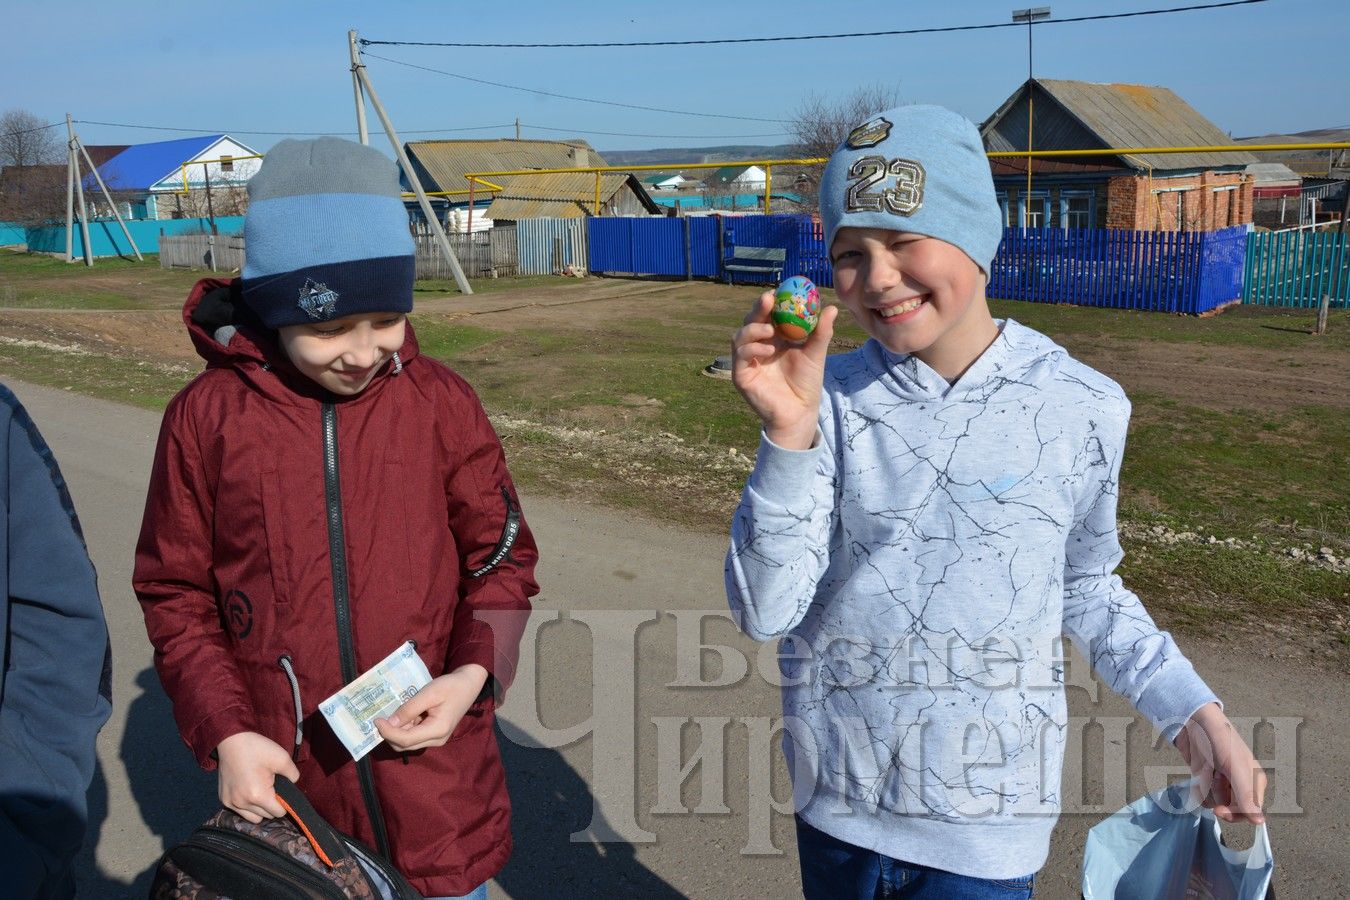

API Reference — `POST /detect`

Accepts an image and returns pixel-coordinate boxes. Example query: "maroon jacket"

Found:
[134,279,539,896]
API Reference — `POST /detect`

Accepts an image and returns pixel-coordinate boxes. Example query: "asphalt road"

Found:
[6,378,1345,899]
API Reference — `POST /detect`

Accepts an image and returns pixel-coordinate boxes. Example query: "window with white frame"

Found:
[1061,191,1093,229]
[1001,193,1016,227]
[1018,192,1050,228]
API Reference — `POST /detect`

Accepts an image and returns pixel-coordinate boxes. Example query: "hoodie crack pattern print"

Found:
[725,320,1218,882]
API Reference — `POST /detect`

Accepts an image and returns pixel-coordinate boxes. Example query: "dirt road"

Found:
[7,378,1345,898]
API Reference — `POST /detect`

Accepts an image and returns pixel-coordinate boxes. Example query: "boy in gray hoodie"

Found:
[725,105,1265,898]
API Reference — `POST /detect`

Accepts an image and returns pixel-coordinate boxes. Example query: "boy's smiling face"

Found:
[830,226,989,361]
[278,312,407,395]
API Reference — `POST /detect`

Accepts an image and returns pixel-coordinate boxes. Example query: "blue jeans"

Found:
[427,883,487,900]
[795,816,1035,899]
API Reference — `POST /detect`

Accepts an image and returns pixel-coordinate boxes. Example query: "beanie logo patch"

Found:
[845,116,893,150]
[297,278,340,320]
[845,156,926,216]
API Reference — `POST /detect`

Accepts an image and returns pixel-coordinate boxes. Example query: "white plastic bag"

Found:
[1082,778,1274,899]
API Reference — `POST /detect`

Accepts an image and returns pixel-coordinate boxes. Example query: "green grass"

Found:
[414,274,576,297]
[0,341,187,411]
[988,297,1350,351]
[1121,396,1349,540]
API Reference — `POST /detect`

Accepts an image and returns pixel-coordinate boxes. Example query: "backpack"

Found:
[150,776,422,899]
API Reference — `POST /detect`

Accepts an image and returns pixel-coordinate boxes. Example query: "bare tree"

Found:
[788,83,903,211]
[0,109,61,168]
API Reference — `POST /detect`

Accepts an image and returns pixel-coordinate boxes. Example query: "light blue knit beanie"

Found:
[819,105,1003,274]
[240,137,414,329]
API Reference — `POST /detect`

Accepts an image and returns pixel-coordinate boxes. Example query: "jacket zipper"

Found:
[322,401,392,859]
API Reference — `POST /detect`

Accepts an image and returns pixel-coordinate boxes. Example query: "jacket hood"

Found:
[866,318,1068,402]
[181,277,420,403]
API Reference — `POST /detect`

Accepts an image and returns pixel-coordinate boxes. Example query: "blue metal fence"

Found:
[722,215,833,287]
[587,217,719,277]
[989,226,1246,314]
[586,215,1252,314]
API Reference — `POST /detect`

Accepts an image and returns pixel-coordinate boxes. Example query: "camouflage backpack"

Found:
[150,776,421,899]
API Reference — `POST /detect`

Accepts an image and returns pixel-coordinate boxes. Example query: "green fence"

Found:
[1244,230,1349,308]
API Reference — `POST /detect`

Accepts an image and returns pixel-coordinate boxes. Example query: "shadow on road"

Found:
[495,723,685,899]
[118,667,217,896]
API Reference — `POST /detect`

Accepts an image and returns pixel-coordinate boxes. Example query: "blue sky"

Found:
[5,0,1346,156]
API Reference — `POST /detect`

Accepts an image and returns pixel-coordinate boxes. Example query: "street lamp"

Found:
[1012,7,1050,228]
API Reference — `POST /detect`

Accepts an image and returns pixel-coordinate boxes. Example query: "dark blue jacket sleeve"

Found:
[0,386,112,896]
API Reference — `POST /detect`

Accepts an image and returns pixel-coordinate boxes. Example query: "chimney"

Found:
[569,145,589,168]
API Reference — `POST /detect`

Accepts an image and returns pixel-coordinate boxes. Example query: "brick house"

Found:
[980,79,1258,232]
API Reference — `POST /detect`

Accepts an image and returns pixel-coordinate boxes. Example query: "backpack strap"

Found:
[273,775,348,869]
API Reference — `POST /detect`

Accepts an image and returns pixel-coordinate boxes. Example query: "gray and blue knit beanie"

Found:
[240,137,414,330]
[820,105,1002,275]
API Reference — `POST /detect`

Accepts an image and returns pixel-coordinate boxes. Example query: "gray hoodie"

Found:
[725,319,1217,880]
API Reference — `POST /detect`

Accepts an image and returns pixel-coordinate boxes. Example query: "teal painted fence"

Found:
[23,216,245,258]
[1243,230,1349,308]
[0,222,27,246]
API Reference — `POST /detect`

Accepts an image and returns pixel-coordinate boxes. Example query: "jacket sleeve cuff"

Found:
[448,639,508,712]
[747,429,825,508]
[188,703,258,771]
[1134,664,1222,742]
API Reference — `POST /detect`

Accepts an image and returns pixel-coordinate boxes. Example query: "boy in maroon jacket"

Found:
[134,138,539,900]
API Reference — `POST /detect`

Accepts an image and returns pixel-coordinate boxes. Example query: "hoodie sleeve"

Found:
[1,388,111,891]
[134,390,257,769]
[441,378,539,708]
[725,423,840,642]
[1060,399,1219,740]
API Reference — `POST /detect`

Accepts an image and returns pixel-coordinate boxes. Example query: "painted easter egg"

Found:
[771,275,820,342]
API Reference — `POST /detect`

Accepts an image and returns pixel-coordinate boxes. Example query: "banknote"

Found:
[319,641,432,761]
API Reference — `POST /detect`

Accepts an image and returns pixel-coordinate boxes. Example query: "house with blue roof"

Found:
[86,134,261,221]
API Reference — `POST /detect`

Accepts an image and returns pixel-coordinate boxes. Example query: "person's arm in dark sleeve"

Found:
[441,378,539,709]
[0,388,112,893]
[133,392,256,768]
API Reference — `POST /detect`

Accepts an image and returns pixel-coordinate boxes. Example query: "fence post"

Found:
[207,232,216,273]
[683,216,692,281]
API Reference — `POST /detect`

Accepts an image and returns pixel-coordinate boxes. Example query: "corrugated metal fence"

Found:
[160,233,247,272]
[990,226,1247,314]
[516,218,587,275]
[588,215,1250,314]
[1243,230,1349,307]
[586,217,720,277]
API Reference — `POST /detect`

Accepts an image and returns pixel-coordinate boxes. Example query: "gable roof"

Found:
[484,172,659,219]
[404,138,608,194]
[982,79,1258,171]
[93,134,235,191]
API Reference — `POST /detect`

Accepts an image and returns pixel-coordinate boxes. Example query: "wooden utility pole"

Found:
[352,63,472,294]
[66,114,92,266]
[349,30,369,145]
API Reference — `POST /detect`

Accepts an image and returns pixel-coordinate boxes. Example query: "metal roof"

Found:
[91,135,231,191]
[484,172,655,219]
[404,138,607,193]
[984,79,1258,171]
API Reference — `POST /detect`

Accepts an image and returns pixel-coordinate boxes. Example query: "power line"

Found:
[361,52,788,123]
[66,118,785,142]
[361,0,1267,48]
[3,121,64,136]
[520,123,789,140]
[73,119,518,137]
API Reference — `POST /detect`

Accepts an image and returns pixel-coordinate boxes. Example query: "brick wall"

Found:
[1104,172,1250,231]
